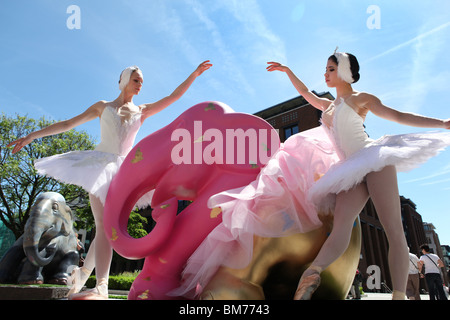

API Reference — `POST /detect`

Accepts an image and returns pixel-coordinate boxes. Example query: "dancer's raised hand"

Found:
[266,61,289,73]
[194,60,213,77]
[443,119,450,130]
[8,135,34,154]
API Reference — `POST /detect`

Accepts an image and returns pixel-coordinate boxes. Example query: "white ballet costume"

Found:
[310,98,450,212]
[174,98,450,299]
[34,105,153,208]
[35,104,153,298]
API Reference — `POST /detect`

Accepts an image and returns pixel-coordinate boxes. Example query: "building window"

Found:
[284,124,299,140]
[282,112,298,124]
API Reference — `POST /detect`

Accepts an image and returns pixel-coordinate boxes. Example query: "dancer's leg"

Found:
[67,242,94,295]
[366,166,408,299]
[89,194,112,295]
[310,182,369,271]
[82,237,96,272]
[70,194,112,300]
[294,183,369,299]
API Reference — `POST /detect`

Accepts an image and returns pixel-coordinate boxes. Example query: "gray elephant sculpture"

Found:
[0,192,79,285]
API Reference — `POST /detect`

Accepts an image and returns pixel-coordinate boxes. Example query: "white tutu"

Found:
[309,131,450,212]
[34,150,153,208]
[34,105,153,208]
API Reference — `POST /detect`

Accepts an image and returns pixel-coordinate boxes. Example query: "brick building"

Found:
[254,92,330,141]
[357,197,429,291]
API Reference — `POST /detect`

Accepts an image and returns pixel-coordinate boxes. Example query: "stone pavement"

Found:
[1,284,447,301]
[107,291,440,300]
[0,284,69,300]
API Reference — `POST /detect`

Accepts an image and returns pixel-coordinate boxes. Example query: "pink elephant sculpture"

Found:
[103,101,280,300]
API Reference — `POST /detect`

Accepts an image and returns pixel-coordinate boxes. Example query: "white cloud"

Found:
[0,86,55,120]
[185,0,255,95]
[218,0,286,64]
[138,0,287,98]
[404,163,450,184]
[362,21,450,64]
[404,22,448,112]
[361,21,450,114]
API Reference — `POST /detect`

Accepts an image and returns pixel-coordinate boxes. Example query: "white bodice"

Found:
[322,99,372,159]
[94,105,142,156]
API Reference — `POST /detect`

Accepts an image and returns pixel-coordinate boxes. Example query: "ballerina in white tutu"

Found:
[8,60,212,299]
[266,49,450,300]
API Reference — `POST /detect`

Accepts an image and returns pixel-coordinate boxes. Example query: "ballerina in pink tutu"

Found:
[175,50,450,300]
[8,60,212,299]
[266,49,450,300]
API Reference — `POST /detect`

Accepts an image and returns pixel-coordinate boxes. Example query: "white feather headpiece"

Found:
[119,66,140,91]
[333,47,354,84]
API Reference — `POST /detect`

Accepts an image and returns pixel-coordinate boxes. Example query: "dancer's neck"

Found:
[115,91,134,107]
[335,83,354,101]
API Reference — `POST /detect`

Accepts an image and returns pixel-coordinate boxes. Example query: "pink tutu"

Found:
[171,126,339,298]
[173,124,450,298]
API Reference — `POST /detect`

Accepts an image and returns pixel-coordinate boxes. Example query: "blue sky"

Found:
[1,0,450,246]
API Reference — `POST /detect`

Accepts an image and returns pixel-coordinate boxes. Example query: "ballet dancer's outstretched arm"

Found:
[267,61,450,130]
[140,60,213,121]
[8,61,213,154]
[353,93,450,129]
[8,101,106,154]
[266,61,332,111]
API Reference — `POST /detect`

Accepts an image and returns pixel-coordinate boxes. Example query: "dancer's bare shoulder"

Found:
[66,100,108,127]
[347,92,379,109]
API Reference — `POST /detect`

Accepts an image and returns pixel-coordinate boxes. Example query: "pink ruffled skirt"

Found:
[171,127,339,298]
[173,126,450,298]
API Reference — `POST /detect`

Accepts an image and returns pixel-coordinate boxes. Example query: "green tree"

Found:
[0,113,96,239]
[127,210,149,239]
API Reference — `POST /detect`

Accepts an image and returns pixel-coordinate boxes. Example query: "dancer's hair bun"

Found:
[347,53,360,83]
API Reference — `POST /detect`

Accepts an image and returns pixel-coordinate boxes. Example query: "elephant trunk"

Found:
[23,207,60,267]
[23,228,57,267]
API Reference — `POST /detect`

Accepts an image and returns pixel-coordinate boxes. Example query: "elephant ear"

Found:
[104,101,281,258]
[60,203,74,235]
[151,101,281,205]
[47,193,73,236]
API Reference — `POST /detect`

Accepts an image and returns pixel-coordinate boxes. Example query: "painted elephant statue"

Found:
[104,101,361,300]
[104,101,279,299]
[0,192,79,285]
